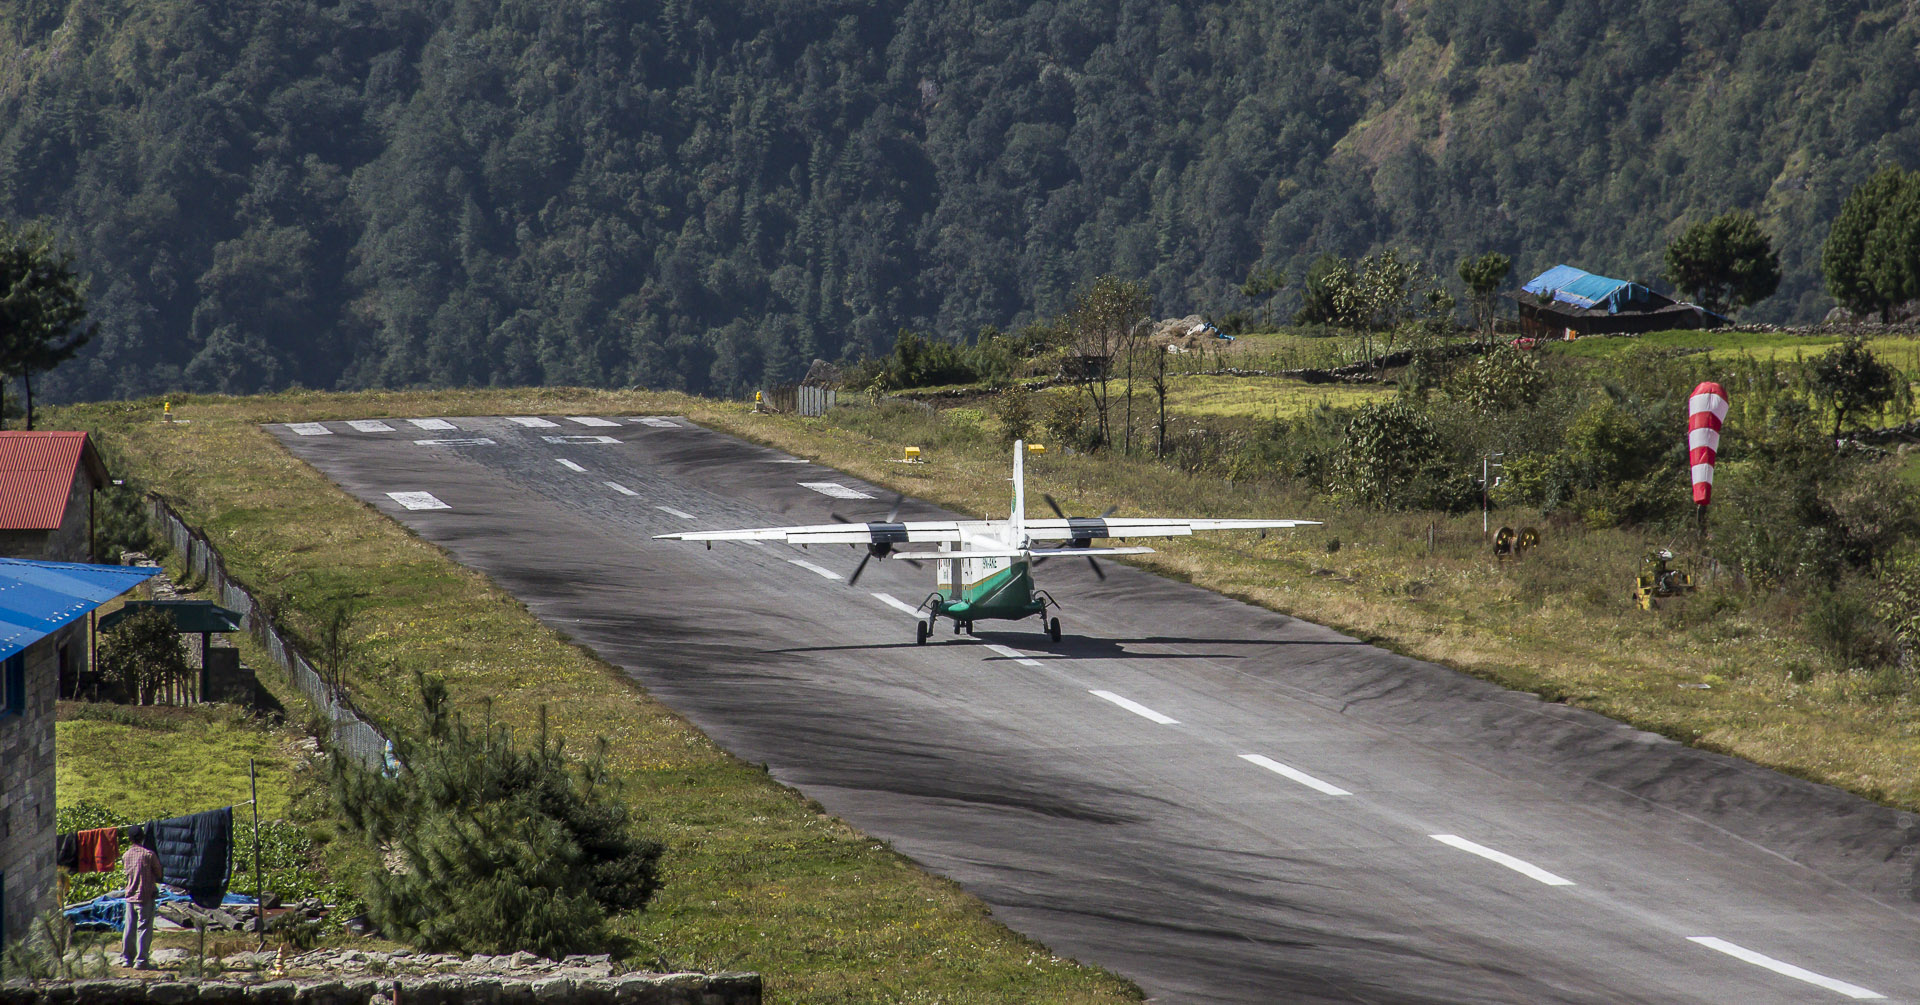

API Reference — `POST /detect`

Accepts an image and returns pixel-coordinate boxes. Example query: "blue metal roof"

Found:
[1522,264,1666,314]
[0,558,160,661]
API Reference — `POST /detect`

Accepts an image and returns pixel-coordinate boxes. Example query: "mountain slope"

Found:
[3,0,1914,401]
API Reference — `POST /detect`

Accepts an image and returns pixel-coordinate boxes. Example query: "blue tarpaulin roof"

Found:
[1522,264,1669,314]
[0,557,159,661]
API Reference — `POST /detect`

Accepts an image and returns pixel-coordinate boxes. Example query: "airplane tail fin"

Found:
[1012,439,1026,542]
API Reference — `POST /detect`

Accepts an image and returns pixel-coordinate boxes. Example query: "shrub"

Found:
[1333,399,1472,511]
[1804,583,1900,670]
[995,385,1036,445]
[331,675,663,957]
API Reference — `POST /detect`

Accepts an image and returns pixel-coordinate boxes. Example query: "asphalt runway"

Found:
[271,415,1920,1003]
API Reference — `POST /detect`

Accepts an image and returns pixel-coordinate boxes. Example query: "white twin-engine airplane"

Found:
[655,440,1319,644]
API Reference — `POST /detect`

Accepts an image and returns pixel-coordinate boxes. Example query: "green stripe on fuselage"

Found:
[936,562,1044,622]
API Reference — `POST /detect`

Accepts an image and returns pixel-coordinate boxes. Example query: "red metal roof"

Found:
[0,431,110,530]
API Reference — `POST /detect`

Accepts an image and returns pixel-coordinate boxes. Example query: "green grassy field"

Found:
[56,703,300,823]
[53,389,1141,1004]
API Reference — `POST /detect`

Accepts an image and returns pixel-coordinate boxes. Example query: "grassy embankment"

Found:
[52,390,1142,1005]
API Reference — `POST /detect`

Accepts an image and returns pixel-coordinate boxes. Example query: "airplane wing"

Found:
[1024,517,1320,541]
[654,519,997,547]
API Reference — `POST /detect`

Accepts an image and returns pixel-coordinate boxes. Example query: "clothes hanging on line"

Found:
[144,806,233,908]
[56,832,80,871]
[78,827,120,872]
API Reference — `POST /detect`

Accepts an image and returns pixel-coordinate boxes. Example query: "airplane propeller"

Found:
[1039,494,1118,581]
[833,492,920,584]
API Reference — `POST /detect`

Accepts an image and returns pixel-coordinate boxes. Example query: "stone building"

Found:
[0,558,156,952]
[0,431,111,563]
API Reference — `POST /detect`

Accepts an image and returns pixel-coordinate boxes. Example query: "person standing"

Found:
[118,825,160,969]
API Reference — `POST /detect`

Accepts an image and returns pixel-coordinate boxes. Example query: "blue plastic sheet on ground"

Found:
[65,889,257,930]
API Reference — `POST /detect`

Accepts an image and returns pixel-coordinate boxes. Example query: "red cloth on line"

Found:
[77,827,120,873]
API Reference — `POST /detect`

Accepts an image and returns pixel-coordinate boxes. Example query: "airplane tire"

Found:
[1048,617,1061,642]
[916,620,929,645]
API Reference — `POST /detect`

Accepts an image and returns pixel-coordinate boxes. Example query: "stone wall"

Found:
[0,470,95,564]
[0,626,71,950]
[0,972,761,1004]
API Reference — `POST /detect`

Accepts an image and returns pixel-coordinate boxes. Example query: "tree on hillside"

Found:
[1811,337,1898,443]
[1061,276,1152,451]
[1824,168,1920,321]
[1294,254,1354,327]
[1664,211,1780,315]
[1457,251,1512,335]
[0,221,92,430]
[1238,266,1286,331]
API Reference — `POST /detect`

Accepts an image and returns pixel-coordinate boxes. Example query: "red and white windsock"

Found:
[1687,381,1730,506]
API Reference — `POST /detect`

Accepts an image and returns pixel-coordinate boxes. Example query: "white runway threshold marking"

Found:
[1687,937,1883,1000]
[1430,834,1574,886]
[408,418,455,430]
[413,438,494,446]
[634,417,681,428]
[656,505,695,520]
[984,644,1042,667]
[1090,690,1178,724]
[287,422,331,435]
[800,481,874,500]
[604,481,638,497]
[542,434,620,444]
[346,420,394,432]
[509,416,559,427]
[1239,754,1352,796]
[788,559,843,580]
[555,459,587,473]
[386,491,450,511]
[871,593,922,616]
[568,416,621,427]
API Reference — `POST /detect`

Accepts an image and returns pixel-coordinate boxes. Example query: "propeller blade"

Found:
[1044,494,1067,519]
[1087,556,1105,581]
[1099,505,1119,519]
[848,551,873,586]
[900,556,923,568]
[1032,555,1048,567]
[886,492,904,524]
[830,513,850,523]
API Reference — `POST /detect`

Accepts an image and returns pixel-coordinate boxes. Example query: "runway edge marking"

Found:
[788,559,843,580]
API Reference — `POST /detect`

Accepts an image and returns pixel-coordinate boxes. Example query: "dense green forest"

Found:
[2,0,1916,401]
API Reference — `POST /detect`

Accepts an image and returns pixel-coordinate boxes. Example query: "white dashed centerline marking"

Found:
[413,438,495,446]
[656,506,695,520]
[555,459,586,473]
[1430,834,1574,886]
[871,593,922,616]
[984,644,1042,667]
[408,418,455,430]
[1089,690,1178,724]
[788,559,843,580]
[604,481,638,497]
[1239,754,1352,796]
[346,420,394,432]
[568,416,621,427]
[1687,938,1883,999]
[386,491,450,511]
[800,481,874,500]
[509,416,559,427]
[542,434,619,445]
[287,422,331,436]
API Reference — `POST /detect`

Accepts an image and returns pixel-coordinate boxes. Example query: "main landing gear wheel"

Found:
[1048,617,1061,642]
[916,620,930,645]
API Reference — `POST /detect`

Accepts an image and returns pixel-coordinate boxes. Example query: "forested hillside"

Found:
[3,0,1916,401]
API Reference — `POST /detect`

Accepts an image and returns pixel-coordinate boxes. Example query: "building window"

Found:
[2,653,22,717]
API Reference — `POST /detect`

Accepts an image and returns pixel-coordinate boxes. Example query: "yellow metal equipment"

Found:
[1026,443,1045,454]
[903,446,922,463]
[1634,549,1693,610]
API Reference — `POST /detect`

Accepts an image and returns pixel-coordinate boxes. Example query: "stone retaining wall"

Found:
[0,972,760,1004]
